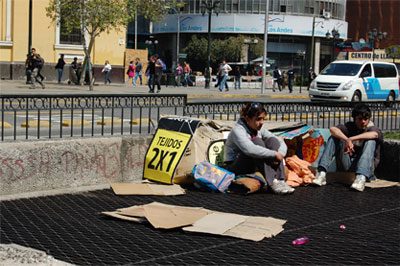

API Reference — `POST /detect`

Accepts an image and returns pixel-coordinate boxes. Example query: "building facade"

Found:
[147,0,348,74]
[0,0,127,81]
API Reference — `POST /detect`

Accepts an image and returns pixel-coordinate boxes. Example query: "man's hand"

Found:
[344,138,354,155]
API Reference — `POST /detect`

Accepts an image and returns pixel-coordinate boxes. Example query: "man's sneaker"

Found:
[313,171,326,186]
[351,174,366,192]
[271,179,295,194]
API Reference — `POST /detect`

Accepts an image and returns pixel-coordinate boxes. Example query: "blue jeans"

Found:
[318,137,376,179]
[56,68,63,83]
[219,74,228,91]
[234,77,241,89]
[104,71,111,84]
[134,72,142,86]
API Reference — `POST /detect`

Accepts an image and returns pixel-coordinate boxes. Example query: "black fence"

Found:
[1,94,399,141]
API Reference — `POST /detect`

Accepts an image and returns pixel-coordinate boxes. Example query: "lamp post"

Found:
[145,37,158,55]
[326,28,340,62]
[244,38,259,66]
[368,28,387,61]
[310,12,329,72]
[201,0,220,89]
[297,50,306,93]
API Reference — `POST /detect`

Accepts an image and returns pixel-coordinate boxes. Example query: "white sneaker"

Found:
[313,171,327,186]
[271,179,295,194]
[351,174,366,192]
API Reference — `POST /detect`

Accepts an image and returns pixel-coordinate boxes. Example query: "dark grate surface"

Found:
[1,184,400,265]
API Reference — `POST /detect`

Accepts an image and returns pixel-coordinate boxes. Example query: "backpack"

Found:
[192,161,235,193]
[38,56,45,69]
[158,59,167,72]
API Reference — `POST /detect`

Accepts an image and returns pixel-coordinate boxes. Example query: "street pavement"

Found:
[0,79,310,102]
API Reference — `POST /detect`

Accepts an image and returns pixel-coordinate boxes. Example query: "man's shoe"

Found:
[271,179,294,194]
[156,90,161,93]
[351,174,366,192]
[313,171,326,186]
[148,90,154,93]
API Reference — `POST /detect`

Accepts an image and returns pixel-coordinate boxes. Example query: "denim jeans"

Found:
[318,136,376,179]
[234,77,241,89]
[219,74,228,91]
[134,72,142,86]
[56,68,63,83]
[104,71,111,84]
[147,74,154,91]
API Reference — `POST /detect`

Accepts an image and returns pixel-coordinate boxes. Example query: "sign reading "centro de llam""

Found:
[348,50,398,62]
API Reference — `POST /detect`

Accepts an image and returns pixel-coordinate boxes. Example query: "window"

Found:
[360,64,372,77]
[59,19,82,45]
[373,64,397,78]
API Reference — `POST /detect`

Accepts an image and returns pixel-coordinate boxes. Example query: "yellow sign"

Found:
[143,129,192,184]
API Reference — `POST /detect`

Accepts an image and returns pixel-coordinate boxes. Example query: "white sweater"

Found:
[224,118,287,162]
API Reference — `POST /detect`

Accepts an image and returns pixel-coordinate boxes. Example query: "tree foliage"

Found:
[184,35,264,71]
[46,0,182,90]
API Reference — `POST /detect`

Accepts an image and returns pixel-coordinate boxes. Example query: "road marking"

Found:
[1,121,12,128]
[21,120,51,128]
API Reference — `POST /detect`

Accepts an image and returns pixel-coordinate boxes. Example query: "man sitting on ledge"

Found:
[313,103,383,191]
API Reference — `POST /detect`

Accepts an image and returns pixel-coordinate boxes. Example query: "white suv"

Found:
[309,60,399,102]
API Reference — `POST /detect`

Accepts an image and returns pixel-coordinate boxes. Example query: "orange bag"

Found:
[285,155,315,186]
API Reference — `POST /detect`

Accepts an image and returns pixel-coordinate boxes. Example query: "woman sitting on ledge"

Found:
[224,102,294,194]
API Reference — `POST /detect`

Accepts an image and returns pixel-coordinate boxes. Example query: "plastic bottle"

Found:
[292,236,310,246]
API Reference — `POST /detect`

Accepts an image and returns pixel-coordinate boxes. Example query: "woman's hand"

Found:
[275,152,284,162]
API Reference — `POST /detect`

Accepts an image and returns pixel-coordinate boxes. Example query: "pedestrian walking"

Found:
[126,61,136,86]
[25,54,33,84]
[287,67,294,93]
[272,66,282,92]
[154,54,164,93]
[134,58,143,86]
[307,67,316,90]
[102,60,112,84]
[234,66,241,90]
[30,53,45,89]
[219,60,231,92]
[175,63,183,87]
[145,56,156,93]
[55,54,66,84]
[183,61,192,87]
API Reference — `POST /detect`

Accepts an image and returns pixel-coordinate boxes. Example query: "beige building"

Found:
[0,0,127,82]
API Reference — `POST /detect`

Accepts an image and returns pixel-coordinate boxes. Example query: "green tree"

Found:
[46,0,182,90]
[386,45,400,62]
[184,35,257,72]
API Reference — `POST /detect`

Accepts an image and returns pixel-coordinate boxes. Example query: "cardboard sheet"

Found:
[184,213,286,242]
[183,212,247,235]
[143,204,209,229]
[102,202,286,241]
[101,211,145,223]
[365,179,400,188]
[111,183,185,196]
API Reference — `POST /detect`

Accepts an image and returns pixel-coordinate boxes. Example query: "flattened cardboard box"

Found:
[102,202,286,241]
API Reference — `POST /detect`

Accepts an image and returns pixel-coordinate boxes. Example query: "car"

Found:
[309,60,399,102]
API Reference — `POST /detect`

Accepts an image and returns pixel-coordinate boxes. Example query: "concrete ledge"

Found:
[0,136,398,198]
[0,135,152,196]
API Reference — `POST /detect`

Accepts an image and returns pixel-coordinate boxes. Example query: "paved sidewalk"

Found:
[0,80,309,101]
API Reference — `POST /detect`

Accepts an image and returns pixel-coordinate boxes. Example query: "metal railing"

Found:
[1,94,187,141]
[1,94,399,142]
[184,101,400,131]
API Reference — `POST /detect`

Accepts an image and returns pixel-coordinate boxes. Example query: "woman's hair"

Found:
[240,102,266,118]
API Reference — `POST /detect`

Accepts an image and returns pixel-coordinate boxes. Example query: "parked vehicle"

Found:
[309,60,399,102]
